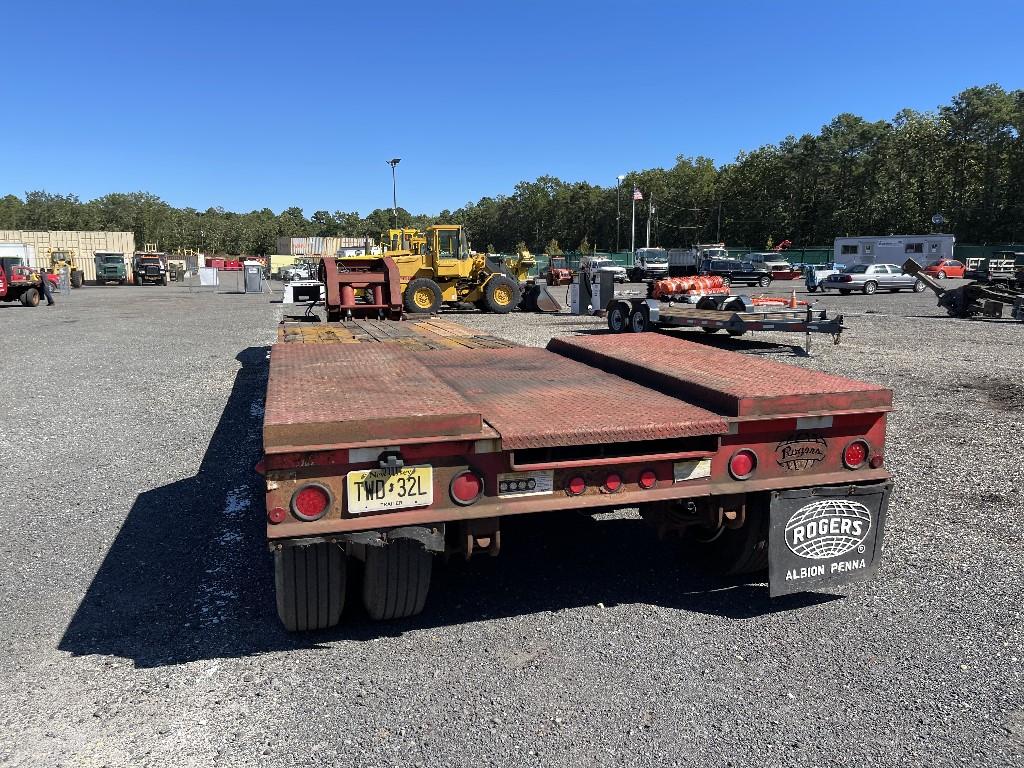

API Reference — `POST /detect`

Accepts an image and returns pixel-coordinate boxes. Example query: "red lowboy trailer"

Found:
[261,320,893,631]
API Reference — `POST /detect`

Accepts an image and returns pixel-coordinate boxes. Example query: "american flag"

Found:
[632,186,643,201]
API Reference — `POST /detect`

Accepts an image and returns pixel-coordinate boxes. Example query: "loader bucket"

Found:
[520,282,563,313]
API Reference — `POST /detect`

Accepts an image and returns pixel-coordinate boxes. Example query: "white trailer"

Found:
[833,234,955,265]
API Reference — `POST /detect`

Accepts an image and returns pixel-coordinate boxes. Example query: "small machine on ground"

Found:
[261,317,892,631]
[904,258,1024,321]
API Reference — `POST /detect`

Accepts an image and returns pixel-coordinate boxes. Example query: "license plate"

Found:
[345,465,433,515]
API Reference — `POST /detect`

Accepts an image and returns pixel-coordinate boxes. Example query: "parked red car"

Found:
[922,259,965,279]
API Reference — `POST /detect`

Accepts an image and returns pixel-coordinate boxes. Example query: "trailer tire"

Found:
[862,281,877,295]
[362,539,432,621]
[680,495,769,575]
[913,279,926,293]
[274,542,347,632]
[483,275,520,314]
[404,278,443,313]
[20,288,40,307]
[607,303,629,333]
[628,305,649,333]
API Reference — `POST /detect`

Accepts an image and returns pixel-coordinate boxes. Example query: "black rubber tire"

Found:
[71,271,83,288]
[607,304,628,332]
[758,275,771,287]
[404,278,443,313]
[20,288,40,307]
[274,542,347,632]
[937,271,946,279]
[679,495,770,575]
[807,285,817,293]
[839,289,851,295]
[913,280,926,293]
[726,329,746,337]
[863,281,877,295]
[628,306,649,333]
[362,540,432,621]
[483,275,520,314]
[519,287,538,312]
[701,326,720,334]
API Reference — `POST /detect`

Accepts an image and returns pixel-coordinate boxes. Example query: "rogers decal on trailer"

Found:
[775,433,827,471]
[784,499,872,560]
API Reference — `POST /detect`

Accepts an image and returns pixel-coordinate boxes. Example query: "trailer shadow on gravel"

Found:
[59,346,836,669]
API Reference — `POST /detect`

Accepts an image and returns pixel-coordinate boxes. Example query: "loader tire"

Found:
[404,278,442,313]
[483,275,520,314]
[71,271,84,288]
[362,540,432,621]
[274,542,347,632]
[20,288,40,307]
[679,494,769,575]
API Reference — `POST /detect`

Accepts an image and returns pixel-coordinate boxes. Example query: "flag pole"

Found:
[630,191,636,257]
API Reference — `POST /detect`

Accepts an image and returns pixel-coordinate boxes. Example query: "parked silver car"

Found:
[821,263,925,295]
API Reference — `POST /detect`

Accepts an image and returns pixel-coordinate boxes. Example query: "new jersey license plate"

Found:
[345,465,433,515]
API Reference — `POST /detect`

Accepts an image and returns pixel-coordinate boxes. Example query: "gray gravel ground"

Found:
[0,279,1021,767]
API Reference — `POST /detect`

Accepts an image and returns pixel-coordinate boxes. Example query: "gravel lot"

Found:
[1,279,1021,767]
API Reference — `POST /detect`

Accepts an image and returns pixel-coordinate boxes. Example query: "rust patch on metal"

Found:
[547,334,892,418]
[414,346,727,450]
[264,343,484,449]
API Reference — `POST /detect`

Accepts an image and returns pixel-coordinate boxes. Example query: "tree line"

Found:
[2,85,1021,255]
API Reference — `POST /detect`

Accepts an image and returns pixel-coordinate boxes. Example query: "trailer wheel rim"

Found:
[493,285,513,306]
[413,287,435,309]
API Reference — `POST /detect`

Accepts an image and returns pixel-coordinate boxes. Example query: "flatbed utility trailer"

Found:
[605,296,845,343]
[261,318,892,631]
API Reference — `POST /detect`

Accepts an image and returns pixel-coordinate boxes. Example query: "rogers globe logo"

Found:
[785,499,872,560]
[775,434,826,471]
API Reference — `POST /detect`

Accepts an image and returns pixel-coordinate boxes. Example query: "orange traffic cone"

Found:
[789,289,798,308]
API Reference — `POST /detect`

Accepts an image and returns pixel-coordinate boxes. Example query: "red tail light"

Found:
[603,473,622,493]
[638,469,657,489]
[843,440,869,469]
[267,506,287,525]
[728,450,757,480]
[567,476,586,496]
[291,483,331,521]
[450,470,483,505]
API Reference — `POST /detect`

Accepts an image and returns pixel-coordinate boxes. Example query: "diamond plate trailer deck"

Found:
[262,319,893,631]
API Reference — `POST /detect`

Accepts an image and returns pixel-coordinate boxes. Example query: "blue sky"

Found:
[3,1,1021,216]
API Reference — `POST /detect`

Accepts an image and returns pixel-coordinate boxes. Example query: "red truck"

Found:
[261,320,893,631]
[0,258,49,306]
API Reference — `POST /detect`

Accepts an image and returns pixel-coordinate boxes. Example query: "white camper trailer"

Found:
[833,234,955,265]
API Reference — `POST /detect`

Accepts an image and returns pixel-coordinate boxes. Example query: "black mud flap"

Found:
[768,481,891,597]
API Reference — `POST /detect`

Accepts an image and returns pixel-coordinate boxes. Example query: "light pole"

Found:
[616,174,625,252]
[387,158,401,228]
